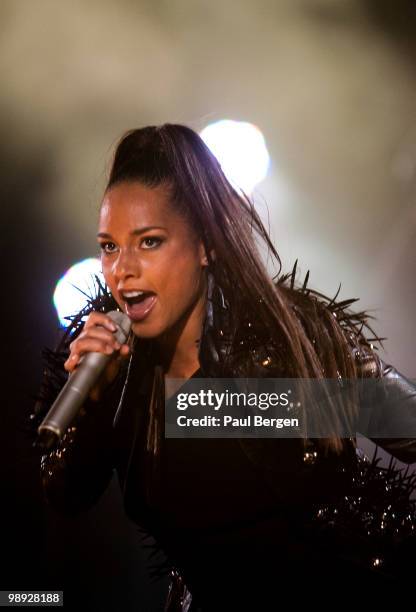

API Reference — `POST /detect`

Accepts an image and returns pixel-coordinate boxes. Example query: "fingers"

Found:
[63,311,130,373]
[117,344,131,359]
[73,327,122,351]
[64,342,130,373]
[83,311,119,333]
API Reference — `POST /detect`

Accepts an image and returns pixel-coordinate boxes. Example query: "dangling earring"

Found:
[200,267,231,375]
[205,268,227,330]
[205,269,215,330]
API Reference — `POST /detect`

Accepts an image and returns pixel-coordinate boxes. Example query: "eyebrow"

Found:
[97,226,166,239]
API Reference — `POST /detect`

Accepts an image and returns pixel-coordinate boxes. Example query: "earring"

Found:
[200,269,231,375]
[205,270,215,329]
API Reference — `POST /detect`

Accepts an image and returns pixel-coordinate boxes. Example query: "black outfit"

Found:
[29,269,416,609]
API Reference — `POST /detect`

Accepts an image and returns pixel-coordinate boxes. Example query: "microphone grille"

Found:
[107,310,132,342]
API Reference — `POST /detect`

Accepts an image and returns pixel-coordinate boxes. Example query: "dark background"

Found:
[2,1,415,609]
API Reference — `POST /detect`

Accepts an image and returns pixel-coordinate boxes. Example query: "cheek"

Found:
[101,262,122,305]
[102,271,114,291]
[162,258,202,307]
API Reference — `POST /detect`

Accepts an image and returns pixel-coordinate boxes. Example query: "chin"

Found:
[130,319,166,339]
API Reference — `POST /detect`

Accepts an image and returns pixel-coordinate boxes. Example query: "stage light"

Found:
[200,120,270,194]
[53,258,105,328]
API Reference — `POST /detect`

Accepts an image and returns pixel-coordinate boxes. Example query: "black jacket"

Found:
[28,270,416,603]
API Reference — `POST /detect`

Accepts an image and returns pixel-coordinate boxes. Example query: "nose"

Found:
[111,246,142,281]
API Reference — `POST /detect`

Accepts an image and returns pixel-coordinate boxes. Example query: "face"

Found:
[98,181,208,339]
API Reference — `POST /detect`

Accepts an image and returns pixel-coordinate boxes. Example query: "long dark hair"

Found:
[104,124,378,456]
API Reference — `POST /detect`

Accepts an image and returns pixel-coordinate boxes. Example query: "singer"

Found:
[30,124,416,609]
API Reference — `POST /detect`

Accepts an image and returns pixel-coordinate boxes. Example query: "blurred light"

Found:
[53,258,105,328]
[200,119,270,194]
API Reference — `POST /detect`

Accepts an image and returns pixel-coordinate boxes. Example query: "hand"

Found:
[63,311,131,403]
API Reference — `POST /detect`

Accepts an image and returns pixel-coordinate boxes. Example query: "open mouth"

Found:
[123,291,155,306]
[122,292,157,321]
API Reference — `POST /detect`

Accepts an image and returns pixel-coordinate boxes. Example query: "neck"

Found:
[155,289,206,380]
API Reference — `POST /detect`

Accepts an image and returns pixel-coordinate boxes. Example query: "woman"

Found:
[30,124,416,609]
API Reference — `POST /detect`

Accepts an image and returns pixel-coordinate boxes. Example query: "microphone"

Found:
[37,310,132,450]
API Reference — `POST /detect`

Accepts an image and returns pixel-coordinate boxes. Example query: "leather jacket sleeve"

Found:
[39,376,122,516]
[361,356,416,464]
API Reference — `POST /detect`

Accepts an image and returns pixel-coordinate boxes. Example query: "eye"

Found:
[141,236,164,249]
[99,241,117,255]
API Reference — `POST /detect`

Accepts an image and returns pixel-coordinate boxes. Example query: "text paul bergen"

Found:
[176,415,299,429]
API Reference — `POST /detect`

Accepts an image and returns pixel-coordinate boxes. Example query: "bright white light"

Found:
[53,258,105,328]
[200,119,270,194]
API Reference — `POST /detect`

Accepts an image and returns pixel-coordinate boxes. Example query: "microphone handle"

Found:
[37,310,131,450]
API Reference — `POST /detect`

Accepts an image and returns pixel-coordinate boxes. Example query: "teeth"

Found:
[122,290,144,298]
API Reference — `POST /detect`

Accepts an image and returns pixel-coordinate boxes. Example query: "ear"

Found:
[199,242,216,267]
